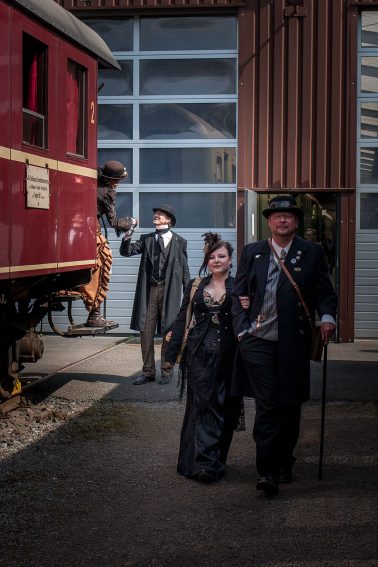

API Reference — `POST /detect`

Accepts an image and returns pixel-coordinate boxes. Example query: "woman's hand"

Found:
[165,331,172,342]
[239,295,250,310]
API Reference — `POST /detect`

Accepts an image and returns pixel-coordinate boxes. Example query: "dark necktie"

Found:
[158,234,165,251]
[156,228,169,251]
[278,248,286,270]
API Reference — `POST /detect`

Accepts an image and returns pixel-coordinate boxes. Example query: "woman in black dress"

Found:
[165,233,241,483]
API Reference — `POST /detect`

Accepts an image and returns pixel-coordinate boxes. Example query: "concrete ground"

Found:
[1,335,377,567]
[20,335,378,403]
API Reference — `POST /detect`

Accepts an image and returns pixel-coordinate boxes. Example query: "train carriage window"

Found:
[22,35,47,148]
[67,60,87,157]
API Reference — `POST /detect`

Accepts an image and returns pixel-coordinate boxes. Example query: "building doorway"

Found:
[246,191,339,296]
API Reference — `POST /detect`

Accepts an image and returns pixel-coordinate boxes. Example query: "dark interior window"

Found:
[67,60,87,157]
[22,34,47,147]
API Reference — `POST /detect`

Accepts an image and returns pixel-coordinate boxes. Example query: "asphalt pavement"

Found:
[22,334,378,404]
[8,334,377,567]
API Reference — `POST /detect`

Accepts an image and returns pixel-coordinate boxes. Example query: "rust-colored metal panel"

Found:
[238,3,257,189]
[272,0,285,189]
[56,0,246,9]
[237,0,358,340]
[347,5,358,194]
[300,0,314,187]
[286,4,300,188]
[238,0,356,192]
[257,0,272,189]
[349,0,378,5]
[315,0,329,189]
[330,0,344,189]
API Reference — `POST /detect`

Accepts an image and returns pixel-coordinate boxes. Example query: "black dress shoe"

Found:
[198,470,218,483]
[279,469,293,484]
[132,375,155,385]
[158,376,172,385]
[279,456,296,483]
[256,475,279,495]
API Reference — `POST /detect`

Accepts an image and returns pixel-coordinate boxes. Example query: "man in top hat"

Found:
[231,195,337,495]
[120,204,190,385]
[81,160,137,328]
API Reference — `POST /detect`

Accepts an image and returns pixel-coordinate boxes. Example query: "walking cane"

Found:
[318,343,328,481]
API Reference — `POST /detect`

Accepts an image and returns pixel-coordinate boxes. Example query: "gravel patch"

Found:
[0,397,92,458]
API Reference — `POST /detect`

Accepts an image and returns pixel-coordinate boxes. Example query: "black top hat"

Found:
[262,195,303,218]
[101,160,128,180]
[152,204,176,227]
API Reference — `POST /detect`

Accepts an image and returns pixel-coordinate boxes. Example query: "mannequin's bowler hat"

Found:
[152,204,176,227]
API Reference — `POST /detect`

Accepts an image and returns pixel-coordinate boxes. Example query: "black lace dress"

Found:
[165,275,240,480]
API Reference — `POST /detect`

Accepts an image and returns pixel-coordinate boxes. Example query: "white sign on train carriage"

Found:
[26,164,50,209]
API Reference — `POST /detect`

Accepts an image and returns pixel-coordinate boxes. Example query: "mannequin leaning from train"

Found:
[81,160,137,327]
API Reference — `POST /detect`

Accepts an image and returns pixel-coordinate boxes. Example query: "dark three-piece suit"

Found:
[120,231,190,379]
[231,234,337,480]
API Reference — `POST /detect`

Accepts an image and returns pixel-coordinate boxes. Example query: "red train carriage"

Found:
[0,0,120,398]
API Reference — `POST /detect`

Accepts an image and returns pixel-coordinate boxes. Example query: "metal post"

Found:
[318,343,328,481]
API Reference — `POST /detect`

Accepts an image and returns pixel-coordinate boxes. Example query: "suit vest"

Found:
[152,236,171,283]
[250,253,280,341]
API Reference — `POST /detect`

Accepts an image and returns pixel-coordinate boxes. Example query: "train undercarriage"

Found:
[0,269,98,400]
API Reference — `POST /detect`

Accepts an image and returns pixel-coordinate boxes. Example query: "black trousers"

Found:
[239,334,302,479]
[140,284,172,379]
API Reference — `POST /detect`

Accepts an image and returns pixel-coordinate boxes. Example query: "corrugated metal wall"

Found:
[355,232,378,338]
[53,0,370,340]
[236,0,360,340]
[354,3,378,338]
[47,228,237,335]
[238,0,354,191]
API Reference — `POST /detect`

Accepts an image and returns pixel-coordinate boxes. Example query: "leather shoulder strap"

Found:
[185,277,202,327]
[268,238,312,324]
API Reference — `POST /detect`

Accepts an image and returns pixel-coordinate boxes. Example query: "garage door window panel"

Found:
[140,148,236,184]
[98,61,133,96]
[81,18,133,52]
[140,192,235,229]
[140,103,236,140]
[98,148,133,184]
[99,104,133,140]
[140,16,237,51]
[140,59,236,96]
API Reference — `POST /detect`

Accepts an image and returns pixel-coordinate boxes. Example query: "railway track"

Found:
[0,336,131,415]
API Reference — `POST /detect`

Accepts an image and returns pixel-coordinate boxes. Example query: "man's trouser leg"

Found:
[277,405,302,474]
[140,285,162,378]
[160,332,174,382]
[240,335,282,480]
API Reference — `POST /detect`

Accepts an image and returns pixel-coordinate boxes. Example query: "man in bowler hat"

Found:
[231,195,337,495]
[120,205,190,385]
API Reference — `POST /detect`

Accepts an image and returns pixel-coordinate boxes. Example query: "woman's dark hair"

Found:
[199,232,233,275]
